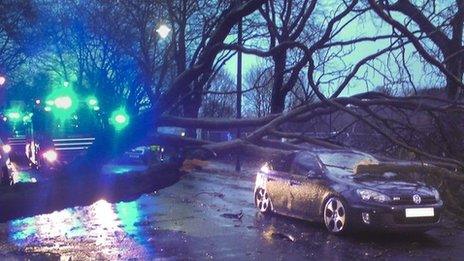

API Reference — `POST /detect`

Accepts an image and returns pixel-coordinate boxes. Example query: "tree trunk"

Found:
[182,95,202,138]
[270,51,287,113]
[270,90,287,114]
[182,81,203,138]
[445,52,463,99]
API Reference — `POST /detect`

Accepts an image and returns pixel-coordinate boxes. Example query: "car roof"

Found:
[267,148,374,165]
[302,148,373,157]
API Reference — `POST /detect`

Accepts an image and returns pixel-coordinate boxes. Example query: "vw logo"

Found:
[413,194,421,204]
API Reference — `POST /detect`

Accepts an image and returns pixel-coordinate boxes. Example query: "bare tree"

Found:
[201,70,236,118]
[258,0,318,113]
[244,63,273,117]
[369,0,464,99]
[0,0,36,73]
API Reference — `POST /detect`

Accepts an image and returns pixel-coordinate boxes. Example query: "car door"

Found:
[265,169,292,215]
[288,153,325,220]
[265,155,294,215]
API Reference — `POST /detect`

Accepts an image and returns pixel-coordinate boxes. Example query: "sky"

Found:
[223,2,444,98]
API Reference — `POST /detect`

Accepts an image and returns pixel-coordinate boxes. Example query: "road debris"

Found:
[194,191,225,198]
[271,232,296,242]
[220,210,243,220]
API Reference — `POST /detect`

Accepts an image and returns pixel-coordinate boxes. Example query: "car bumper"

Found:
[348,200,443,232]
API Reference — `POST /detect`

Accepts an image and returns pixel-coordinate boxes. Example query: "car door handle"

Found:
[290,180,301,186]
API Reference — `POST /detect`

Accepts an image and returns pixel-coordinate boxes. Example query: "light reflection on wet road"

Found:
[10,163,38,184]
[6,198,155,259]
[12,170,37,184]
[1,166,464,260]
[101,163,148,175]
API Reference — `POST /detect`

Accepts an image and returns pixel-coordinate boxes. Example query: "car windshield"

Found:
[318,152,378,171]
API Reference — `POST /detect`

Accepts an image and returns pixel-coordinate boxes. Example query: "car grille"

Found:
[391,195,436,205]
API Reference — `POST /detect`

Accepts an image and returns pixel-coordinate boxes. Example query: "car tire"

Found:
[255,188,272,214]
[323,196,349,234]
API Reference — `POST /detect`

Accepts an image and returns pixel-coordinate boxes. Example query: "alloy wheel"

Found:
[324,197,346,233]
[255,188,271,213]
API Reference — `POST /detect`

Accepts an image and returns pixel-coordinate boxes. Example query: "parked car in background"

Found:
[123,145,165,164]
[254,149,442,234]
[0,138,13,186]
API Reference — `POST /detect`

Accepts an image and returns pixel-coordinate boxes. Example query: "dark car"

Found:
[254,149,442,234]
[0,138,13,186]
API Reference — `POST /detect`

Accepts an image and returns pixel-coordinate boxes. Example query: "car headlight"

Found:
[43,150,58,162]
[260,162,271,173]
[432,188,440,201]
[357,189,391,203]
[2,144,11,153]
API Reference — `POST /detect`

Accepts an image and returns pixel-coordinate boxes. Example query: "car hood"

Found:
[328,167,436,197]
[351,176,434,196]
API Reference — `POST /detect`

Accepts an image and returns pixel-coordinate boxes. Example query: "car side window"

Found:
[291,153,323,177]
[290,161,307,176]
[269,153,294,173]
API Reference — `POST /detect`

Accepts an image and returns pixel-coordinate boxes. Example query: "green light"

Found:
[22,115,31,122]
[109,108,130,131]
[54,96,73,109]
[93,106,100,111]
[7,112,21,120]
[46,86,79,120]
[115,115,126,123]
[44,106,52,112]
[115,201,140,232]
[86,96,98,107]
[5,107,23,123]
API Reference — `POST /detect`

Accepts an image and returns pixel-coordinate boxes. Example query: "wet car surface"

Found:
[255,150,443,233]
[0,166,463,260]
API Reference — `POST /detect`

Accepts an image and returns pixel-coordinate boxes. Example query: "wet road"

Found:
[1,164,464,260]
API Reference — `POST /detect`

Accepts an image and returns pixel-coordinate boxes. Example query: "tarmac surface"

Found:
[0,161,463,260]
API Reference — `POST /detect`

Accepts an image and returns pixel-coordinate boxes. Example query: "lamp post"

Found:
[235,15,243,173]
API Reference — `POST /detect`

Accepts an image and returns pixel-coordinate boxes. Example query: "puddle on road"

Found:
[5,198,158,259]
[101,164,148,175]
[11,171,37,184]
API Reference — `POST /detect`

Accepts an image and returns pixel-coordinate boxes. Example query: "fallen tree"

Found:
[5,0,461,220]
[157,91,464,169]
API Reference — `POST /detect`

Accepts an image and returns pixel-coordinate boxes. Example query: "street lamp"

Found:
[0,75,6,86]
[156,24,171,39]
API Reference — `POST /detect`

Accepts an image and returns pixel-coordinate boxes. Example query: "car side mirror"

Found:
[307,169,323,179]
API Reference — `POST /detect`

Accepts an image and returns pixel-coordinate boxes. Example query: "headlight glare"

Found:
[432,188,440,201]
[43,150,58,162]
[357,189,391,203]
[2,144,11,153]
[260,162,271,173]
